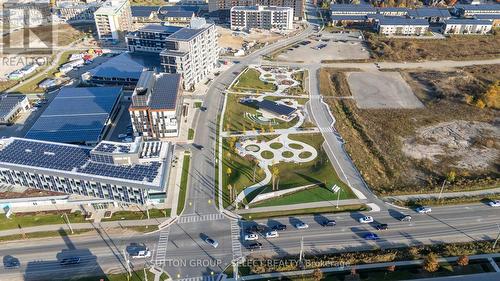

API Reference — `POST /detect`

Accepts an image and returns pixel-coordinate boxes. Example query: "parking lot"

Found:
[276,30,370,63]
[347,71,424,109]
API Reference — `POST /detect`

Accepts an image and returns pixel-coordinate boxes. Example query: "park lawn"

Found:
[188,128,195,140]
[264,96,309,105]
[0,211,86,231]
[246,133,354,203]
[232,68,277,93]
[101,209,170,221]
[241,204,367,220]
[223,93,298,132]
[0,228,94,243]
[177,154,191,215]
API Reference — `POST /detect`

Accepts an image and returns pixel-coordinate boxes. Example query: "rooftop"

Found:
[408,8,451,18]
[456,4,500,10]
[444,18,493,24]
[474,14,500,19]
[139,24,183,34]
[88,52,161,81]
[25,87,122,144]
[168,27,205,41]
[0,94,26,119]
[0,137,166,186]
[131,71,182,111]
[330,4,377,12]
[130,5,160,18]
[95,0,129,15]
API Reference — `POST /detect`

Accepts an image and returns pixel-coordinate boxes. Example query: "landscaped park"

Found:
[220,65,356,210]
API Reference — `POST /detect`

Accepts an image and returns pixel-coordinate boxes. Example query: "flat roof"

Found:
[168,27,205,41]
[0,137,165,186]
[131,5,160,18]
[456,4,500,11]
[408,8,451,18]
[150,74,182,110]
[258,99,296,116]
[0,94,26,119]
[159,10,194,18]
[330,4,377,12]
[140,24,183,34]
[331,15,367,21]
[474,14,500,19]
[25,87,122,144]
[444,19,493,24]
[95,0,128,15]
[88,52,161,81]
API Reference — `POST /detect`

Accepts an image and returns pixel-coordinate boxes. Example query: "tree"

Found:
[456,255,469,267]
[422,253,439,273]
[446,170,456,183]
[482,80,500,109]
[226,167,232,182]
[312,268,323,281]
[271,166,280,191]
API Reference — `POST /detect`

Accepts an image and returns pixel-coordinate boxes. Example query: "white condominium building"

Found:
[377,18,429,36]
[94,0,133,41]
[230,5,294,31]
[160,18,219,91]
[441,19,492,34]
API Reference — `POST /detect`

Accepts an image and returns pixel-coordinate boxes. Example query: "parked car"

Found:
[376,223,388,230]
[247,242,262,251]
[204,237,219,248]
[364,233,380,240]
[488,200,500,207]
[416,206,432,214]
[60,257,81,266]
[321,219,336,227]
[359,216,374,224]
[264,230,279,238]
[399,215,412,222]
[271,224,287,231]
[295,222,309,229]
[244,234,259,241]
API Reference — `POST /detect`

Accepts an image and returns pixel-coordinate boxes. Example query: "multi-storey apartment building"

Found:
[377,18,429,36]
[159,18,219,90]
[126,24,182,53]
[230,5,294,30]
[209,0,304,20]
[129,70,183,139]
[57,1,100,22]
[441,19,492,34]
[0,137,172,205]
[94,0,132,41]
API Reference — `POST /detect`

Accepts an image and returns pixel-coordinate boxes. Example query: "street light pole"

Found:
[493,224,500,250]
[62,213,74,234]
[336,189,341,209]
[438,179,447,201]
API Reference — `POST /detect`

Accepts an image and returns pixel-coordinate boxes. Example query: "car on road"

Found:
[321,219,336,227]
[271,224,287,231]
[376,223,388,230]
[246,225,266,233]
[364,233,380,240]
[200,106,207,111]
[244,233,259,241]
[264,230,279,238]
[295,222,309,229]
[399,215,412,222]
[131,249,151,259]
[3,256,20,269]
[359,216,374,224]
[247,242,262,251]
[488,200,500,207]
[204,237,219,248]
[193,144,204,150]
[416,206,432,214]
[60,257,81,266]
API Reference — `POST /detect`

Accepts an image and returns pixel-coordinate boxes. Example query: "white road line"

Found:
[230,220,243,260]
[177,213,225,224]
[154,228,170,266]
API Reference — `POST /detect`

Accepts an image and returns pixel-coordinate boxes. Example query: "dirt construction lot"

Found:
[319,65,499,195]
[347,72,424,109]
[217,26,286,50]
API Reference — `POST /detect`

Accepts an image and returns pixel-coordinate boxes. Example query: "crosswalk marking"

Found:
[175,274,226,281]
[177,213,225,224]
[319,127,334,132]
[230,220,243,261]
[155,228,170,266]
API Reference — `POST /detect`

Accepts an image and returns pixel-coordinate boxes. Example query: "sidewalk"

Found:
[0,218,167,237]
[234,253,500,281]
[236,198,367,214]
[384,187,500,201]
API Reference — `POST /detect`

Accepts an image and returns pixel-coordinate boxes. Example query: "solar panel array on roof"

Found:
[149,73,181,110]
[0,94,26,120]
[258,99,297,116]
[168,28,204,41]
[88,52,161,81]
[25,87,122,144]
[131,5,160,17]
[78,161,161,182]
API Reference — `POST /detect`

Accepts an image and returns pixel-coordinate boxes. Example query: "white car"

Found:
[488,200,500,207]
[264,230,279,238]
[295,222,309,229]
[244,234,259,241]
[359,216,374,224]
[416,207,432,214]
[131,250,151,259]
[204,237,219,248]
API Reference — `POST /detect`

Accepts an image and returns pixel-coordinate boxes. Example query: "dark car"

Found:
[246,224,266,234]
[247,242,262,251]
[321,219,336,227]
[399,215,412,222]
[200,106,207,111]
[271,224,287,231]
[364,233,380,240]
[193,144,204,150]
[60,257,81,266]
[3,256,20,269]
[376,223,388,230]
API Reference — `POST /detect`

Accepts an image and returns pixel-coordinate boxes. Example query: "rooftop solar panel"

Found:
[149,73,181,110]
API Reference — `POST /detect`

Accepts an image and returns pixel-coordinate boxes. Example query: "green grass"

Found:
[177,154,191,215]
[232,68,277,93]
[101,209,170,222]
[222,94,298,132]
[67,268,168,281]
[299,151,312,158]
[241,204,367,220]
[270,142,283,149]
[188,128,195,140]
[261,150,274,159]
[0,228,94,243]
[282,151,294,158]
[246,133,355,203]
[194,101,202,108]
[0,211,86,231]
[289,143,303,149]
[252,186,354,208]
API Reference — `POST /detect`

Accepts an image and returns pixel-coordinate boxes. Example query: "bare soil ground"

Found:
[365,32,500,62]
[0,188,64,199]
[320,65,500,195]
[217,26,286,50]
[4,23,94,48]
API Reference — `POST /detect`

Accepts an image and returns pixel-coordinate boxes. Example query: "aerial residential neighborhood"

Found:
[0,0,499,280]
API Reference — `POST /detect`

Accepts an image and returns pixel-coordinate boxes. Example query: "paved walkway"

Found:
[233,253,500,281]
[0,218,166,237]
[385,187,500,201]
[236,198,367,214]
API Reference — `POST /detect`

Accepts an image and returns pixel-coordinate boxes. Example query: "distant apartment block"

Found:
[377,18,429,36]
[94,0,133,41]
[0,95,30,125]
[57,1,100,22]
[441,19,493,34]
[126,25,182,53]
[209,0,304,20]
[230,5,293,31]
[129,70,183,139]
[131,5,195,27]
[159,18,219,90]
[454,4,500,17]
